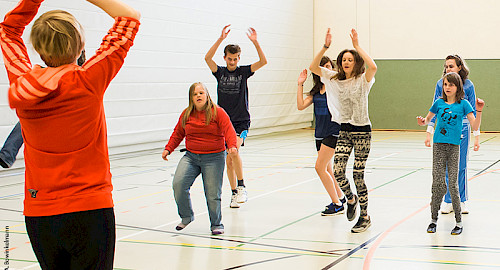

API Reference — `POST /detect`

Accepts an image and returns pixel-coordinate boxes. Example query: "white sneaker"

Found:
[441,203,453,214]
[230,194,240,208]
[236,186,248,203]
[461,202,469,214]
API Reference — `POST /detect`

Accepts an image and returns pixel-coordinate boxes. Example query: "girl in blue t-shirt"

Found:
[296,56,344,216]
[417,72,484,235]
[427,55,477,215]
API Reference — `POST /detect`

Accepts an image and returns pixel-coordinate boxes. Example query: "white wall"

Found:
[0,0,314,155]
[314,0,500,60]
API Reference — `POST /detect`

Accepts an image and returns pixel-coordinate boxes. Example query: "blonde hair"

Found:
[30,10,85,67]
[182,82,217,128]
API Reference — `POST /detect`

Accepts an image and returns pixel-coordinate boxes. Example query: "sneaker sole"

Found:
[230,204,240,208]
[321,210,345,216]
[236,199,247,203]
[351,222,371,233]
[441,211,452,214]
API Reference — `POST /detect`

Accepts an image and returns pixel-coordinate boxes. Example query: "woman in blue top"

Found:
[418,72,484,235]
[426,55,478,215]
[296,56,345,216]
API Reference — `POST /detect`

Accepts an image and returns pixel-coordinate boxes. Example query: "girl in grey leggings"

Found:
[417,72,484,235]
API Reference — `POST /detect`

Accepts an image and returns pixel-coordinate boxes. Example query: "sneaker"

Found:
[351,215,371,233]
[0,156,10,168]
[451,226,463,235]
[346,195,359,221]
[461,202,469,214]
[211,228,224,235]
[440,203,453,214]
[321,203,345,216]
[427,223,437,233]
[236,186,248,203]
[230,194,240,208]
[175,222,189,231]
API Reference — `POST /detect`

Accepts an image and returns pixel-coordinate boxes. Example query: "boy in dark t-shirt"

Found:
[205,24,267,208]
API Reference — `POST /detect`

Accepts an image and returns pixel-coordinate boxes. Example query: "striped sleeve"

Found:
[0,0,43,83]
[81,17,140,97]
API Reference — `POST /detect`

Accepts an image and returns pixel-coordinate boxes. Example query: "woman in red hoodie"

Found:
[163,82,237,235]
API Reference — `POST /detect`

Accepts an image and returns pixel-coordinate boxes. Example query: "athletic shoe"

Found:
[427,223,437,233]
[230,194,240,208]
[321,203,345,216]
[236,186,248,203]
[461,202,469,214]
[211,228,224,235]
[440,203,453,214]
[346,195,359,221]
[0,156,10,168]
[351,215,371,233]
[175,222,189,231]
[451,226,463,235]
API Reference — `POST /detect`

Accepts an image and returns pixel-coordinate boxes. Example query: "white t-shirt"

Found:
[320,67,375,126]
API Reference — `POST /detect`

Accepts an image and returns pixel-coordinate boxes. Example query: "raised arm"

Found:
[205,25,230,73]
[0,0,43,83]
[468,98,484,132]
[296,69,313,110]
[87,0,140,20]
[310,28,331,76]
[248,28,267,72]
[350,29,377,82]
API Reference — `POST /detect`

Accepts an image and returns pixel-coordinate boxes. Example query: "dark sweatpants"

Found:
[25,208,116,270]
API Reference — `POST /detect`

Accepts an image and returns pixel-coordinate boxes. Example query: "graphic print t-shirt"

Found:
[213,65,254,122]
[430,99,474,145]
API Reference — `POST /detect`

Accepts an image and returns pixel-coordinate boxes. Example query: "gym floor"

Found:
[1,130,499,269]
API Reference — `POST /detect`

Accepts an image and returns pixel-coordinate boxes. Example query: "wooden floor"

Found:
[1,130,499,269]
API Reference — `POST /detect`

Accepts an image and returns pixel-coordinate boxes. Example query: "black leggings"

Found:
[25,208,115,270]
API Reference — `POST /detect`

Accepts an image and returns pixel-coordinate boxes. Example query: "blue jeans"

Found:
[0,122,23,168]
[172,151,225,230]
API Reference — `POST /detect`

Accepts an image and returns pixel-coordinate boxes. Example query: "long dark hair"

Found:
[310,56,335,95]
[442,72,464,103]
[334,49,364,80]
[443,55,469,83]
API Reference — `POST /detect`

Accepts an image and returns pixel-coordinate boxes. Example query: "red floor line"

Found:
[362,168,499,269]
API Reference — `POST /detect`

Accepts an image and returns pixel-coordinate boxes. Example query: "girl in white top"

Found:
[310,28,377,233]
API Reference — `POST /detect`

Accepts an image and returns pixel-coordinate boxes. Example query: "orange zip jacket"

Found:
[0,0,140,216]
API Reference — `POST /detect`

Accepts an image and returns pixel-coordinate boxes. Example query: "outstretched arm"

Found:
[205,24,230,73]
[87,0,140,19]
[310,28,331,76]
[248,28,267,72]
[350,29,377,82]
[296,69,313,110]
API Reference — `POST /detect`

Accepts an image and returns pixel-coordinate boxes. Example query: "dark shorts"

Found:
[315,135,338,151]
[232,120,251,136]
[25,208,116,270]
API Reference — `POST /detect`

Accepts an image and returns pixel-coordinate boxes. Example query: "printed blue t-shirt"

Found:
[430,99,474,145]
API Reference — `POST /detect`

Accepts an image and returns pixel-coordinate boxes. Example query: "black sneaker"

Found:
[321,203,344,216]
[427,223,437,233]
[451,226,463,235]
[351,215,371,233]
[346,195,359,221]
[0,156,10,168]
